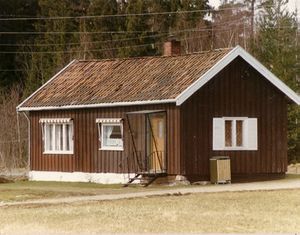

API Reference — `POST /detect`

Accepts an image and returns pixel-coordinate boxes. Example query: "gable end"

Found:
[176,46,300,106]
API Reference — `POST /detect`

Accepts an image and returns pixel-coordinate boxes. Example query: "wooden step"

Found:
[124,172,167,187]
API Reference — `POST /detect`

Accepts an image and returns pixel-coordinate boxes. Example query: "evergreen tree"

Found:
[252,0,300,162]
[118,0,157,57]
[24,0,89,95]
[87,0,211,58]
[87,0,124,58]
[0,0,38,90]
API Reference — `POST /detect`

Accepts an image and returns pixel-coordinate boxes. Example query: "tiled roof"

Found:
[19,48,232,108]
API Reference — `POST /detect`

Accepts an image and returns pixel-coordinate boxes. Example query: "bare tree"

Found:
[0,87,28,171]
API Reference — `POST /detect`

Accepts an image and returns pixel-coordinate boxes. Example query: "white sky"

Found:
[208,0,300,12]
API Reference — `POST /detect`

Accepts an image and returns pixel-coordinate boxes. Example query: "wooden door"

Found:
[147,113,166,173]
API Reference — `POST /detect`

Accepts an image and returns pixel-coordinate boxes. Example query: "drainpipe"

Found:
[16,111,21,166]
[19,111,30,171]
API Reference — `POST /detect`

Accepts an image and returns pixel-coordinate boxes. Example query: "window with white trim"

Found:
[96,118,123,151]
[40,118,74,154]
[213,117,257,151]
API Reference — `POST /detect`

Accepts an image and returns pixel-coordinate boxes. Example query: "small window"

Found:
[97,119,123,151]
[41,119,74,154]
[213,117,257,151]
[225,120,233,147]
[236,120,244,147]
[225,119,244,148]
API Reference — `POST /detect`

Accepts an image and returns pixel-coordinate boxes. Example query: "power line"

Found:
[0,23,297,55]
[0,17,298,35]
[0,4,296,22]
[0,20,247,35]
[0,29,249,70]
[0,30,165,35]
[0,42,164,54]
[0,70,24,71]
[0,6,248,21]
[0,19,248,47]
[0,32,171,47]
[0,26,252,55]
[0,21,251,36]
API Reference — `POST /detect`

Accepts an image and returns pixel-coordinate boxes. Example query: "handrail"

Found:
[126,114,144,172]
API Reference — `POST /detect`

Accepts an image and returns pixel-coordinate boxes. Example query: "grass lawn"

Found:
[1,174,299,202]
[0,189,299,234]
[0,181,121,202]
[0,180,189,202]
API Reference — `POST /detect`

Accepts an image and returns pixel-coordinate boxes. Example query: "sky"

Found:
[208,0,300,12]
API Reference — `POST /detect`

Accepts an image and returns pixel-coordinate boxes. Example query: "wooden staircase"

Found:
[123,172,166,187]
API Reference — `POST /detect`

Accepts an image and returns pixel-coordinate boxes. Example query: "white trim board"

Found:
[17,99,176,111]
[29,171,136,184]
[17,46,300,111]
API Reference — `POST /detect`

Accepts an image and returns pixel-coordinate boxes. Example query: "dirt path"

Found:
[1,176,300,207]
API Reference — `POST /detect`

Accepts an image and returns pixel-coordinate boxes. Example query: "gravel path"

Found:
[1,177,300,207]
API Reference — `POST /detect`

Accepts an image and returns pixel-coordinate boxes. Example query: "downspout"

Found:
[20,111,30,172]
[16,111,21,166]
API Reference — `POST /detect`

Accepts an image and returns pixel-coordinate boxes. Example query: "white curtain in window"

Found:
[105,126,113,139]
[103,126,114,146]
[55,125,63,150]
[44,124,52,151]
[41,119,73,153]
[68,124,73,151]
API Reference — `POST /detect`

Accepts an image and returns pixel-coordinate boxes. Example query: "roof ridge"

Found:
[76,47,233,63]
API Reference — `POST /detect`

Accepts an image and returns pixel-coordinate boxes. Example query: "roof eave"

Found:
[17,99,177,112]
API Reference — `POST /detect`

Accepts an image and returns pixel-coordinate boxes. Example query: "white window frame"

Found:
[41,119,74,154]
[213,117,258,151]
[97,120,124,151]
[223,117,248,150]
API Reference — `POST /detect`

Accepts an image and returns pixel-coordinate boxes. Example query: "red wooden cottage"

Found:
[17,41,300,184]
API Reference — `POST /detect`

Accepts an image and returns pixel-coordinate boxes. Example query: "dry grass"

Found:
[1,174,299,202]
[0,180,187,202]
[0,181,121,202]
[0,189,299,234]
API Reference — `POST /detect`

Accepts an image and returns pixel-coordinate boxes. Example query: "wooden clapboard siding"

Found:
[29,56,290,181]
[180,57,288,181]
[29,104,182,175]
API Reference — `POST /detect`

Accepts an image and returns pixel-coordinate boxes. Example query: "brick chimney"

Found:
[163,37,181,56]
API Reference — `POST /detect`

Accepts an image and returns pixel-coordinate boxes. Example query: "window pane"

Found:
[49,124,53,150]
[236,120,243,146]
[43,121,73,153]
[158,120,164,138]
[69,124,73,151]
[55,124,63,151]
[45,124,51,151]
[225,120,232,147]
[103,125,123,147]
[110,125,122,139]
[65,124,70,151]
